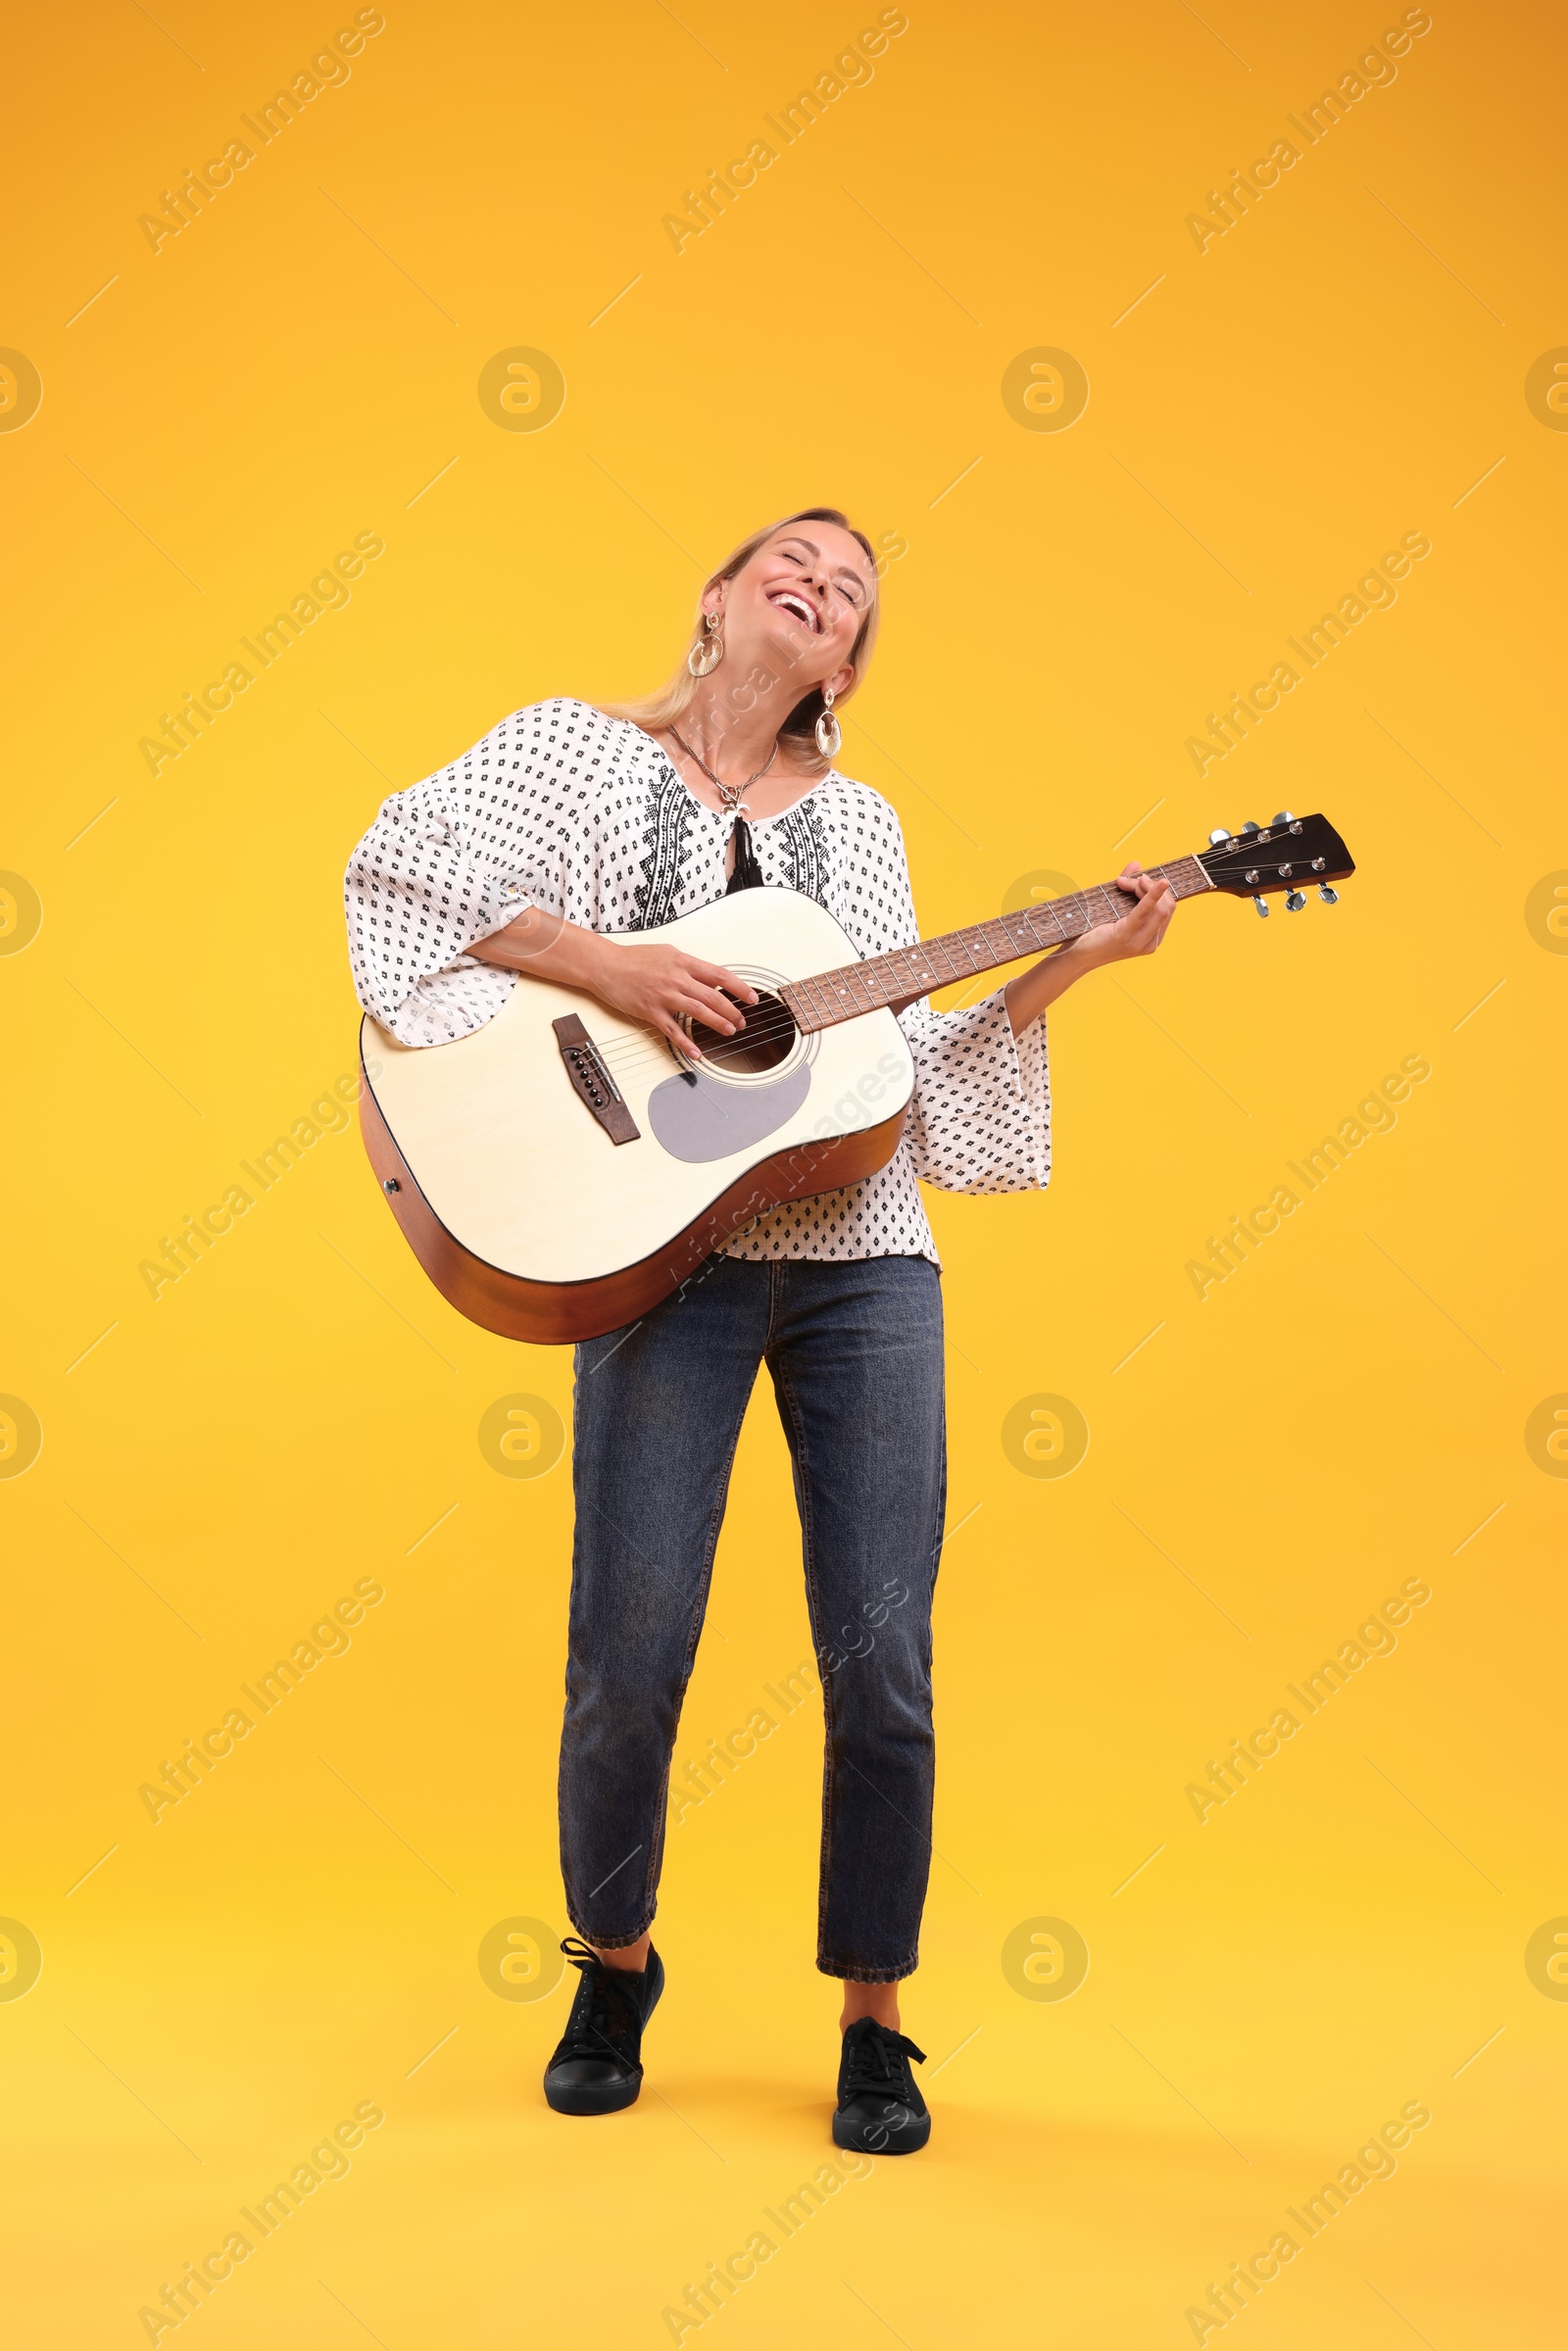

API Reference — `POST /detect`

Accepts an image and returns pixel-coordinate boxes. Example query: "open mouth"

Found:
[768,589,820,633]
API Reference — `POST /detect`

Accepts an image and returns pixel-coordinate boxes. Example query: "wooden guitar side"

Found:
[358,1063,907,1345]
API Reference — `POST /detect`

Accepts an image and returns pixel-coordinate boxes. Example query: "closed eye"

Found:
[777,542,865,611]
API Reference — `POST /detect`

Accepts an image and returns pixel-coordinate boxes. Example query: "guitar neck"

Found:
[780,855,1215,1033]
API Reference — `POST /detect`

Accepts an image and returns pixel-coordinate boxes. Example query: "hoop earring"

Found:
[688,611,723,678]
[814,684,842,760]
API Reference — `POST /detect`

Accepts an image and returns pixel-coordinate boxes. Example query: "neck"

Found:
[780,856,1215,1032]
[680,665,814,780]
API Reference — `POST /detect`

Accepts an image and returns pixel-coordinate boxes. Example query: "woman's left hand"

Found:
[1072,861,1177,965]
[1003,862,1177,1036]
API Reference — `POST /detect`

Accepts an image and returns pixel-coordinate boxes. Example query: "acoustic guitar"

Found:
[358,811,1353,1344]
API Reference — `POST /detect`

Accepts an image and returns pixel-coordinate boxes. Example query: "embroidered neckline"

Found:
[612,713,837,830]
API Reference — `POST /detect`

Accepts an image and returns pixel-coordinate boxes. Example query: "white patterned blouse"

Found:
[343,698,1051,1265]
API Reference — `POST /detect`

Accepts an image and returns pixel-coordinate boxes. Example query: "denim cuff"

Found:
[566,1912,656,1951]
[817,1951,919,1984]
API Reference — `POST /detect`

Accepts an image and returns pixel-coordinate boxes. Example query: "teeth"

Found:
[772,593,815,631]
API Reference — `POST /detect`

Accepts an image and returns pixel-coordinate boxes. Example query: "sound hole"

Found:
[690,989,796,1073]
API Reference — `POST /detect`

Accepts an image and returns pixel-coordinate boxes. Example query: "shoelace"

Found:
[839,2022,927,2102]
[554,1936,641,2062]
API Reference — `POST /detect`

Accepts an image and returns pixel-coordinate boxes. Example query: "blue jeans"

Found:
[560,1253,947,1983]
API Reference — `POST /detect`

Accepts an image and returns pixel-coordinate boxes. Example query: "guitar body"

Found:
[359,889,916,1346]
[355,809,1355,1348]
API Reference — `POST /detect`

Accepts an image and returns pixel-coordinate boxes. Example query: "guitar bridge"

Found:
[553,1015,640,1145]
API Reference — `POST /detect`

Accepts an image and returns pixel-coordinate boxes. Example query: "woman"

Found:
[344,508,1175,2155]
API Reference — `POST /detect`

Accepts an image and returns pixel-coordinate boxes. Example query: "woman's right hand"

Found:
[466,906,757,1058]
[584,940,759,1058]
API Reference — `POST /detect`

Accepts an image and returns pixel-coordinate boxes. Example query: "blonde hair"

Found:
[599,507,881,777]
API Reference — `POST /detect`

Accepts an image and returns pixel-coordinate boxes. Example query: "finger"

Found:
[682,986,743,1033]
[681,992,738,1029]
[661,1016,702,1058]
[690,958,760,1004]
[1120,860,1144,881]
[667,981,739,1029]
[675,990,738,1035]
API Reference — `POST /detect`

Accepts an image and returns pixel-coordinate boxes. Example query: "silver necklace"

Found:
[667,725,778,814]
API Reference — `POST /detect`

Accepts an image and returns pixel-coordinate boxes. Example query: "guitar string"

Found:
[556,846,1339,1081]
[576,860,1207,1077]
[588,926,1074,1067]
[500,852,1210,1053]
[583,866,1201,1073]
[612,859,1199,1033]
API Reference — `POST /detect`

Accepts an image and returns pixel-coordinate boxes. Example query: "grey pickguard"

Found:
[646,1063,812,1163]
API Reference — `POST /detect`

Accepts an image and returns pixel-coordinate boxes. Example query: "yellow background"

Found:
[4,0,1564,2340]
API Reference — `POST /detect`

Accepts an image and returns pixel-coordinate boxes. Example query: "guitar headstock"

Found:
[1198,811,1354,916]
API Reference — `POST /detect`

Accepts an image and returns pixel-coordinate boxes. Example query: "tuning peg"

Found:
[1317,884,1339,905]
[1251,895,1269,918]
[1241,819,1261,836]
[1285,890,1306,911]
[1208,827,1231,845]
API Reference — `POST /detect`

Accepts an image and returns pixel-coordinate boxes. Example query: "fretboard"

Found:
[780,856,1213,1033]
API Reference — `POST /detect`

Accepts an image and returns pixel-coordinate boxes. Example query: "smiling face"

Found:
[704,522,876,705]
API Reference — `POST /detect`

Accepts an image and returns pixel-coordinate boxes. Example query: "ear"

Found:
[701,582,725,620]
[826,662,855,701]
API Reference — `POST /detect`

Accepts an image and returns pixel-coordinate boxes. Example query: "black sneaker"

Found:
[832,2017,930,2155]
[543,1935,664,2115]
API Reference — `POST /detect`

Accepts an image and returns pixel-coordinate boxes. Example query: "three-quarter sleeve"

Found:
[344,711,564,1048]
[898,990,1052,1193]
